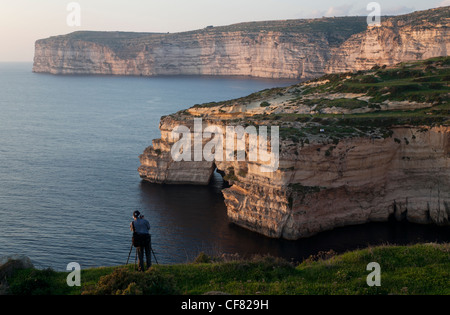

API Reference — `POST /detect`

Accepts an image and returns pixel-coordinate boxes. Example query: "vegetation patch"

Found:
[302,98,369,110]
[5,243,449,295]
[223,168,239,182]
[297,56,449,106]
[223,57,449,146]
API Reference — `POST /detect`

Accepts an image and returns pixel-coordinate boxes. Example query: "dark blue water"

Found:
[0,63,448,271]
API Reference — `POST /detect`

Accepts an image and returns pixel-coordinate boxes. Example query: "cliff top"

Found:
[386,5,449,27]
[41,16,367,43]
[177,56,449,142]
[38,6,449,47]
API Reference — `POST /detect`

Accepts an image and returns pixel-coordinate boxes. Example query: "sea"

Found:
[0,62,448,271]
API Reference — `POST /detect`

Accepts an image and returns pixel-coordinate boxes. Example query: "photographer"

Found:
[130,211,151,271]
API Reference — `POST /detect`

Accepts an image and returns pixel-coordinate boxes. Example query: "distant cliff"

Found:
[33,7,449,79]
[327,6,450,73]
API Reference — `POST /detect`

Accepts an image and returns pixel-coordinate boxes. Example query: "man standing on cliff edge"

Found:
[130,210,151,271]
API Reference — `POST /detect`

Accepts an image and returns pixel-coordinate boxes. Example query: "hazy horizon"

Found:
[0,0,449,62]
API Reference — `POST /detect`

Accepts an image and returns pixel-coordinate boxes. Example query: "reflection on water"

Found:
[139,171,450,264]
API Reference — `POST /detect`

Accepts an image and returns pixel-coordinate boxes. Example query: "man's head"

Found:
[133,210,141,219]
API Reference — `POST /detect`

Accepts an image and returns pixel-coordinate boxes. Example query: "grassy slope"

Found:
[193,57,450,115]
[188,56,449,144]
[6,243,449,295]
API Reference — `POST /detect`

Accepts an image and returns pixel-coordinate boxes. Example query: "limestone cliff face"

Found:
[326,8,450,73]
[138,117,217,185]
[139,114,450,240]
[138,55,450,239]
[223,126,450,239]
[33,7,450,79]
[33,31,334,79]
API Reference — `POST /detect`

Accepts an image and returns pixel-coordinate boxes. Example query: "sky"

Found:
[0,0,449,61]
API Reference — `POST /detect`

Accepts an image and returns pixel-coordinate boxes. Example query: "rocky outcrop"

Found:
[138,57,450,240]
[223,126,450,239]
[33,7,450,79]
[138,118,216,185]
[139,116,450,240]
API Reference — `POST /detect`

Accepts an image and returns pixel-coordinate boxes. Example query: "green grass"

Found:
[172,57,449,146]
[7,266,117,295]
[192,87,287,108]
[303,56,450,105]
[302,55,449,88]
[5,243,449,295]
[213,56,449,145]
[302,98,369,110]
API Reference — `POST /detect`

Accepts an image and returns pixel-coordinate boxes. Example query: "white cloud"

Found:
[352,4,415,17]
[324,4,353,17]
[381,5,415,15]
[299,4,354,18]
[439,0,450,6]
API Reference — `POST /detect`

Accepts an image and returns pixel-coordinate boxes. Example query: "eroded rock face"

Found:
[224,126,450,239]
[326,10,450,73]
[32,30,340,79]
[33,7,450,79]
[138,117,217,185]
[138,110,450,240]
[137,50,450,240]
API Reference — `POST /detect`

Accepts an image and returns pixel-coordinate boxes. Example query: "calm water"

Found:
[0,63,448,271]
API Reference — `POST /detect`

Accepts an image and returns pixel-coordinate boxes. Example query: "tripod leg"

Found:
[151,248,159,265]
[134,247,137,271]
[148,234,158,265]
[126,243,133,265]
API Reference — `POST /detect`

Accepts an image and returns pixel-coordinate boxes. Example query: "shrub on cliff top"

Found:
[6,243,450,295]
[8,268,69,295]
[81,268,179,295]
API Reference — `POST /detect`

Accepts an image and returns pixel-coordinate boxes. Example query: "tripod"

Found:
[126,241,159,269]
[126,243,138,270]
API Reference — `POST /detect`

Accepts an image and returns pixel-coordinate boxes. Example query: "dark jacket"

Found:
[130,218,150,235]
